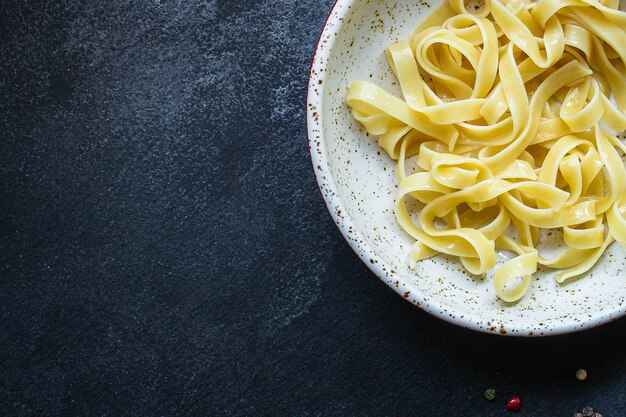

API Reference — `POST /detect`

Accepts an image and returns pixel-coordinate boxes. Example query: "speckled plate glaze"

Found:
[307,0,626,336]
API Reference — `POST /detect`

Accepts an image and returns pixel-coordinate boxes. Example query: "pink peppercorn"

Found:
[507,397,522,411]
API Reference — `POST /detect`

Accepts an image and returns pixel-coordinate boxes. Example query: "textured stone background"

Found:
[0,0,624,416]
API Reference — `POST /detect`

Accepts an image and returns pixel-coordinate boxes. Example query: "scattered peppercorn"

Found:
[507,397,522,411]
[484,388,496,401]
[576,369,588,381]
[574,407,603,417]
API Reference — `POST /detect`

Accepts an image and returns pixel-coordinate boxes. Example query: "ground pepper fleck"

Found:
[484,388,496,401]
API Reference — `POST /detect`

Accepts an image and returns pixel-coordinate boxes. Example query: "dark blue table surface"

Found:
[1,1,625,416]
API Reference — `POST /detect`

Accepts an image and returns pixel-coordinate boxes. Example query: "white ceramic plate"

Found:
[307,0,626,335]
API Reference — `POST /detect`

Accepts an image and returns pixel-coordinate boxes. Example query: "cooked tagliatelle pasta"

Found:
[346,0,626,302]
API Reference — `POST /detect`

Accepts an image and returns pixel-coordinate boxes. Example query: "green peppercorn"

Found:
[484,388,496,401]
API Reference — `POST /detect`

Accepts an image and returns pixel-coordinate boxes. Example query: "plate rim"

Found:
[306,0,626,336]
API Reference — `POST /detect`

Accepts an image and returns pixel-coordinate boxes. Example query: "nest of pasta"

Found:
[346,0,626,301]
